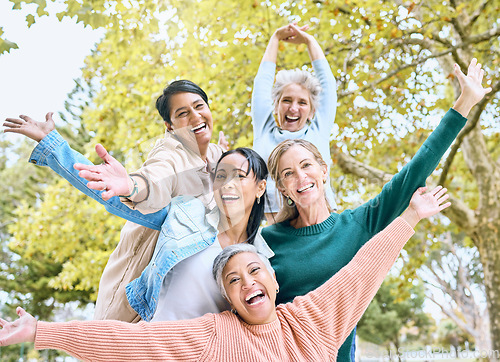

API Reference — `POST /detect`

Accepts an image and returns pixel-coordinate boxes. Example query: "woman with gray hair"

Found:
[0,187,450,360]
[251,23,338,224]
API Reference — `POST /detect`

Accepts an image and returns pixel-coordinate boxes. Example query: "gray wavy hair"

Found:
[212,244,275,300]
[271,68,322,115]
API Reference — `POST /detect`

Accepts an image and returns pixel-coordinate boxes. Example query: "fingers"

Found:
[16,307,26,317]
[95,144,112,163]
[0,318,7,327]
[439,201,452,211]
[467,58,478,76]
[454,63,465,82]
[101,190,116,201]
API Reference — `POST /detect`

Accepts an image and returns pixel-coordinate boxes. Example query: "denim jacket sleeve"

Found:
[29,130,167,230]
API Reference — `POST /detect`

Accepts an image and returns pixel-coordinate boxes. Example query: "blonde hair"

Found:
[267,139,332,223]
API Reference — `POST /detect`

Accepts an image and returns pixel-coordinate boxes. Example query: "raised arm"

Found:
[3,116,166,230]
[353,59,491,234]
[290,187,450,351]
[0,307,214,361]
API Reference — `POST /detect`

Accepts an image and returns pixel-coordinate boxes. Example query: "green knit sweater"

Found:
[262,108,467,362]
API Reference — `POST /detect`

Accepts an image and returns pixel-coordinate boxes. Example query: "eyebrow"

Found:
[224,261,260,280]
[173,98,204,115]
[280,158,314,174]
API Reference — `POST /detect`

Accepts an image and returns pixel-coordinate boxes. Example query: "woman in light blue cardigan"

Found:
[252,23,338,224]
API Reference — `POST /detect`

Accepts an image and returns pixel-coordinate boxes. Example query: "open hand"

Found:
[74,144,131,200]
[0,307,37,346]
[3,112,55,142]
[403,186,451,227]
[454,58,492,107]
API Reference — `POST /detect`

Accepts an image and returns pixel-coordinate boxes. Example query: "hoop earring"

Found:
[287,197,295,207]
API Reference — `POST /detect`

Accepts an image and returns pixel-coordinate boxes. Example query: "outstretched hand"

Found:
[453,58,492,116]
[3,112,55,142]
[0,307,37,347]
[455,58,492,103]
[402,186,451,227]
[74,144,131,200]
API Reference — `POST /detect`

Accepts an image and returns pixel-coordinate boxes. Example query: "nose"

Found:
[241,275,255,289]
[289,102,299,112]
[190,108,203,123]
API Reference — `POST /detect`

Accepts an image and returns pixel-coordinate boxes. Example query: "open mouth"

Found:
[191,123,207,134]
[284,116,300,123]
[221,194,240,201]
[297,183,314,193]
[245,290,265,306]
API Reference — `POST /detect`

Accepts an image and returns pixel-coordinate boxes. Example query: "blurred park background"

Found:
[1,0,499,360]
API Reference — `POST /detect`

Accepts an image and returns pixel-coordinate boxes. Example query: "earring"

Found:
[287,197,295,207]
[323,178,327,184]
[276,288,279,294]
[257,196,261,204]
[231,308,237,315]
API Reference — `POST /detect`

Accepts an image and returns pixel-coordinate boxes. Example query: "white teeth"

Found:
[298,183,314,192]
[286,116,299,120]
[245,290,263,302]
[221,195,239,200]
[191,123,206,132]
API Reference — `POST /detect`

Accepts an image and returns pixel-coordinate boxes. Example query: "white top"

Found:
[151,207,274,322]
[152,237,229,321]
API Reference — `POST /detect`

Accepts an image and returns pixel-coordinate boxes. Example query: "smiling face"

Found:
[277,145,328,209]
[213,153,266,224]
[167,92,213,151]
[222,252,278,325]
[275,83,314,132]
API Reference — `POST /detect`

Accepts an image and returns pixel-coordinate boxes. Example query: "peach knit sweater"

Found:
[35,217,414,361]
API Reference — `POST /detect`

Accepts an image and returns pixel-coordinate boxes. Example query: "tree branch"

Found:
[330,146,393,184]
[438,78,500,186]
[468,0,492,28]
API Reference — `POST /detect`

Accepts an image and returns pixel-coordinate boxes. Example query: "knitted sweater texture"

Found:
[35,218,413,361]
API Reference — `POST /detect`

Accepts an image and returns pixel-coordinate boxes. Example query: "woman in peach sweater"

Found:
[0,187,449,361]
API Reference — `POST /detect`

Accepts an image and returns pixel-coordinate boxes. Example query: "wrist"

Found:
[122,176,139,198]
[452,93,475,118]
[401,208,420,228]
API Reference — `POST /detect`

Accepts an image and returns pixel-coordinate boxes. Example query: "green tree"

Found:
[357,278,431,361]
[3,0,500,352]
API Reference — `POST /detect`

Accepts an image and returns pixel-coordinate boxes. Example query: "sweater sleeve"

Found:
[352,108,467,235]
[288,217,414,351]
[251,61,278,140]
[28,130,167,230]
[35,316,217,361]
[310,58,337,137]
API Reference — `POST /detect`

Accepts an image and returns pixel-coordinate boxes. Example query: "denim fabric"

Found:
[350,327,357,361]
[125,196,217,321]
[29,130,167,230]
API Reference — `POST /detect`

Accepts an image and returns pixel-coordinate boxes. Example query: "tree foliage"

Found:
[2,0,500,352]
[357,278,431,352]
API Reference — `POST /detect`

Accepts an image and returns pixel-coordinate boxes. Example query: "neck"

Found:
[291,201,331,228]
[217,210,251,248]
[198,142,209,162]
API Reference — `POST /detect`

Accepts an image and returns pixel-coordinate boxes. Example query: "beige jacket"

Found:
[94,130,224,321]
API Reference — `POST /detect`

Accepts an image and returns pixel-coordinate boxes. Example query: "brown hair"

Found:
[267,139,332,223]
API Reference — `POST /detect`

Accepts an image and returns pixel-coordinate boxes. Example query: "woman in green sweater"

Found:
[262,58,491,361]
[0,187,449,361]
